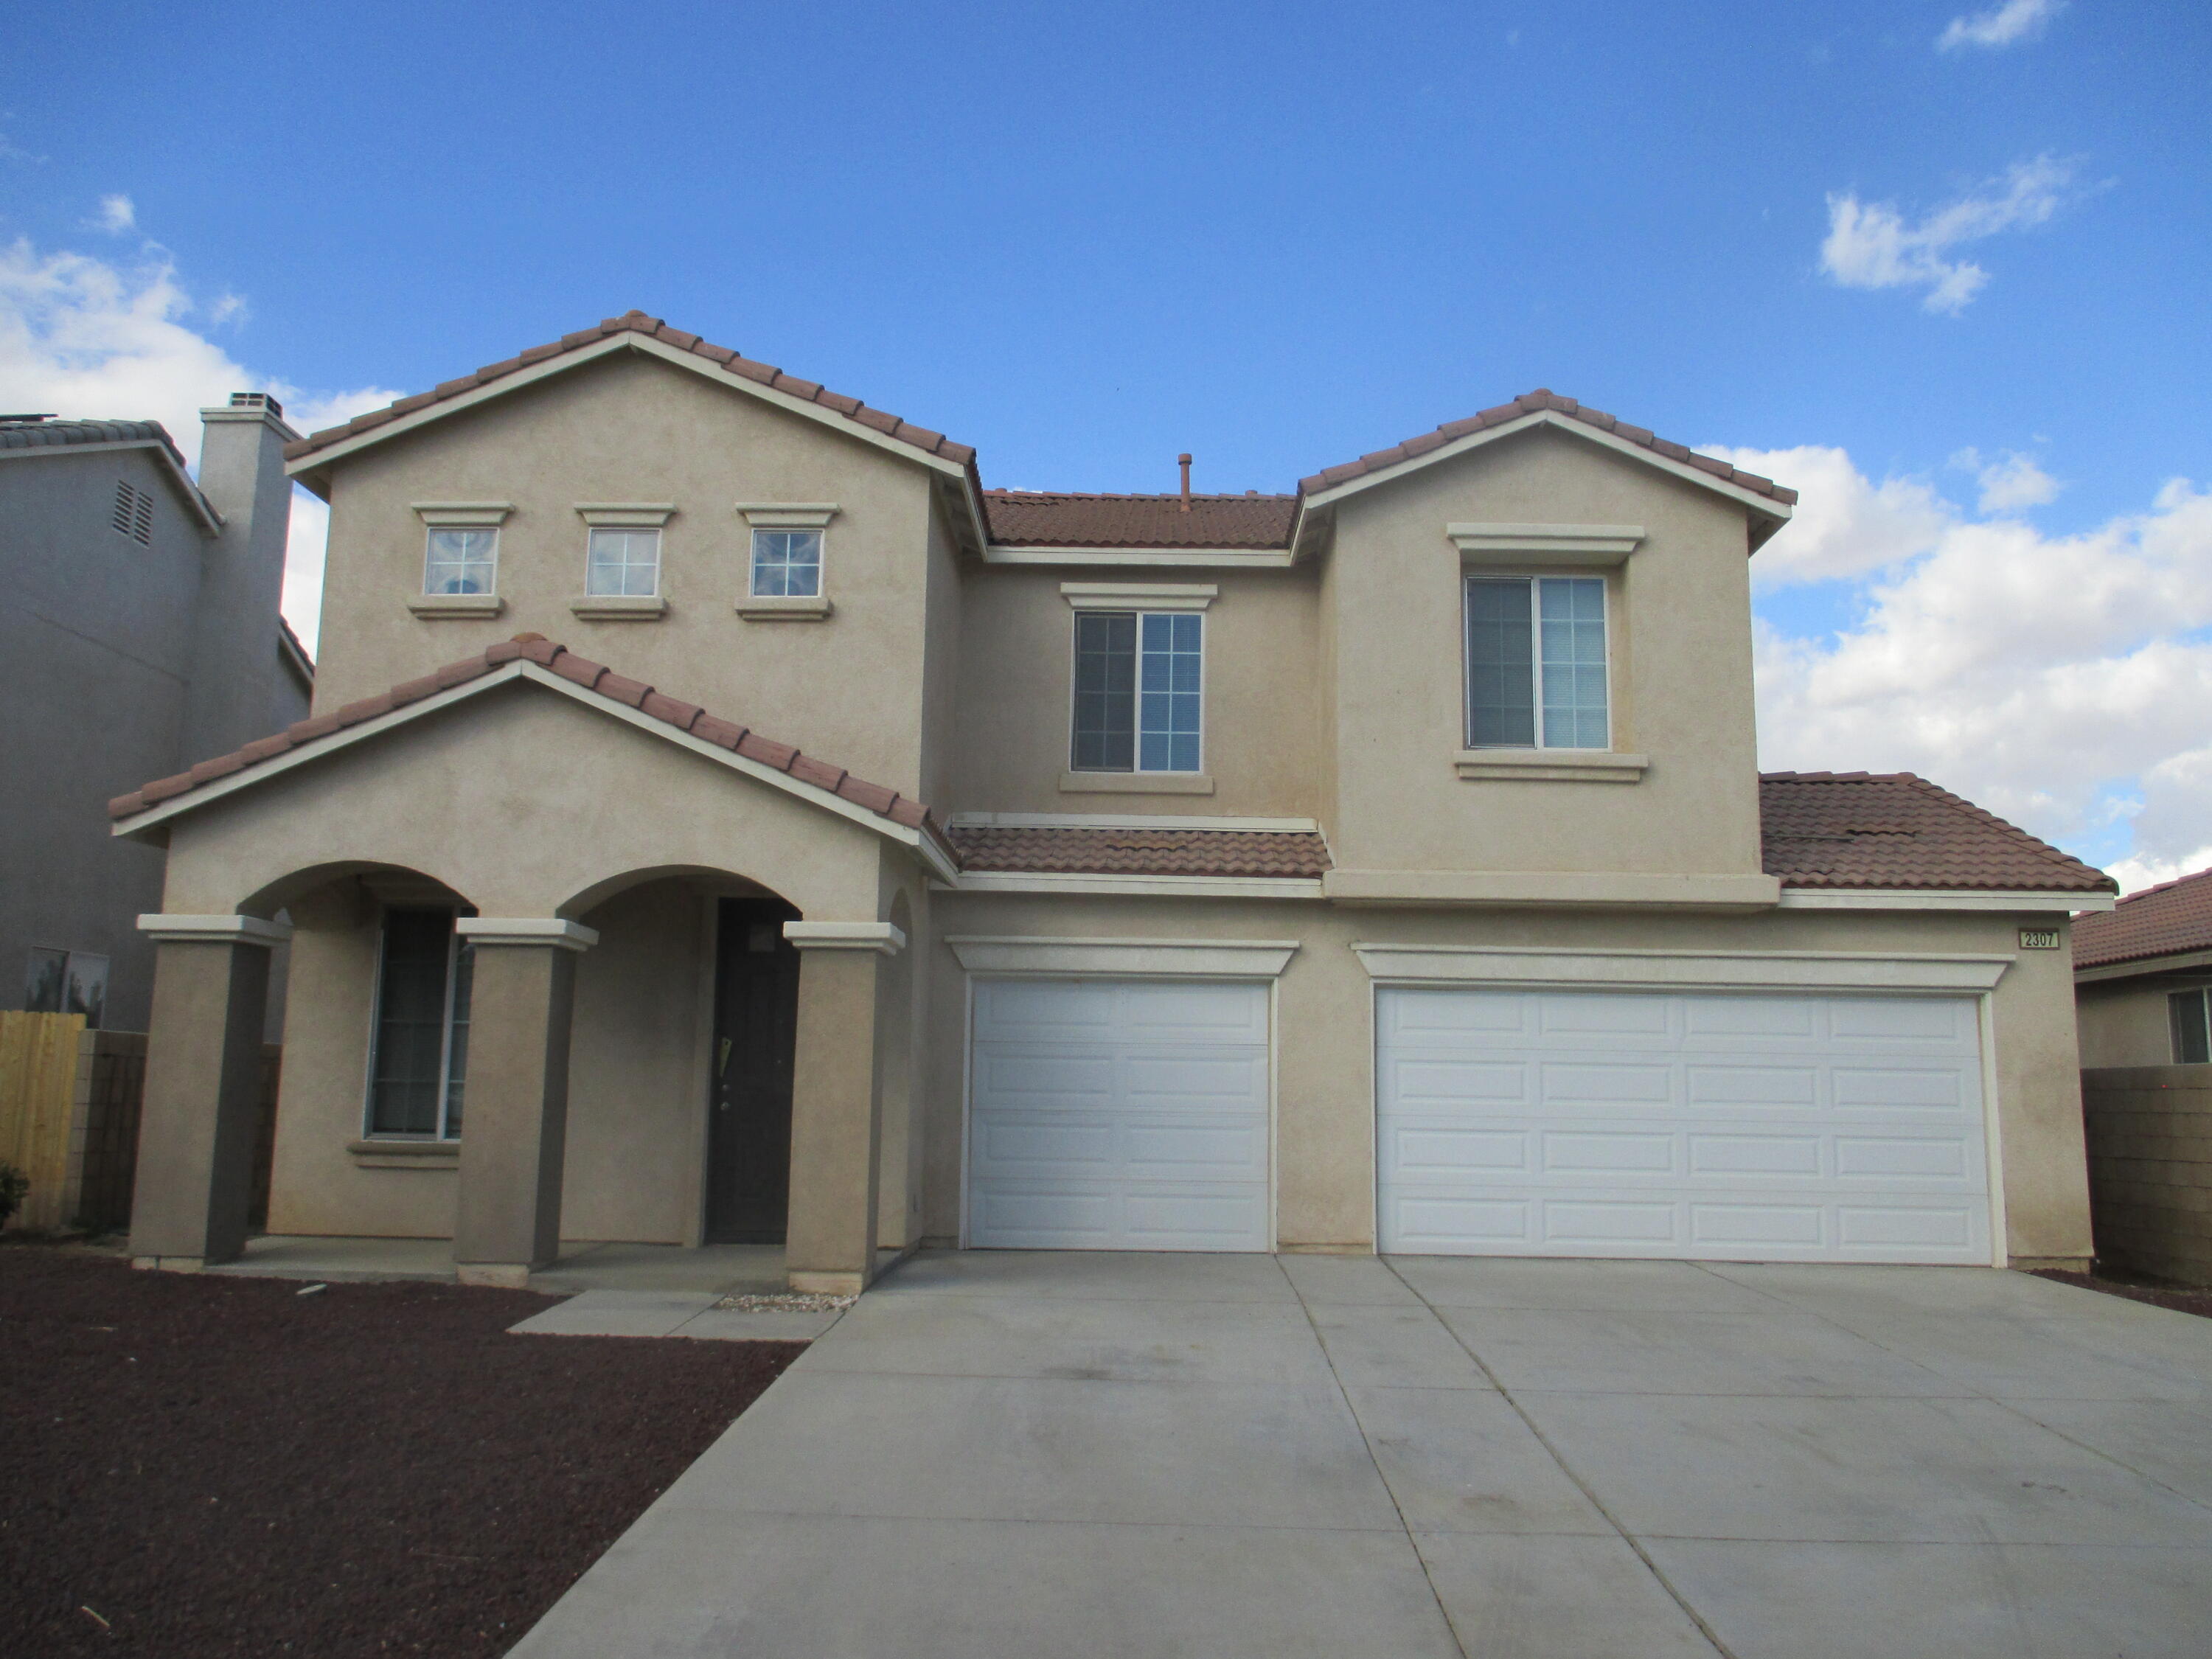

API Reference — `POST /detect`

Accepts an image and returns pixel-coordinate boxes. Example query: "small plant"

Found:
[0,1164,28,1229]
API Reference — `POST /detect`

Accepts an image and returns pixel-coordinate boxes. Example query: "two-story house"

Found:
[110,313,2115,1292]
[3,397,309,1035]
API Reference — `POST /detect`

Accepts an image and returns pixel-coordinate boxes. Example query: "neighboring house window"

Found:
[586,526,661,597]
[1465,575,1609,749]
[751,528,823,597]
[366,908,473,1138]
[1071,611,1203,773]
[112,480,153,545]
[22,948,108,1029]
[424,528,498,595]
[2173,989,2212,1065]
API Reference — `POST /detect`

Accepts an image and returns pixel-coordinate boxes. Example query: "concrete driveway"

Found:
[512,1252,2212,1659]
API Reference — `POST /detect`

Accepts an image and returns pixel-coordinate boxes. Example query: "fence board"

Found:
[0,1012,87,1231]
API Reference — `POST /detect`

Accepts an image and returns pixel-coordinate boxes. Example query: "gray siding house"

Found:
[2,394,310,1032]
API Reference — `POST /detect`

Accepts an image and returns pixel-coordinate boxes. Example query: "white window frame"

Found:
[422,526,500,597]
[362,908,472,1142]
[584,526,663,598]
[2173,987,2212,1065]
[1066,608,1207,776]
[1463,571,1612,752]
[749,526,824,599]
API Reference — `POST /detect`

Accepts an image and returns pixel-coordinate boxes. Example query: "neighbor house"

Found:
[2074,866,2212,1067]
[111,313,2115,1292]
[3,398,310,1034]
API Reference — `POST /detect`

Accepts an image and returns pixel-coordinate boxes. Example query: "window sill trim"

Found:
[347,1138,460,1169]
[568,595,668,620]
[1059,771,1216,796]
[1455,749,1649,783]
[408,594,504,619]
[736,595,834,621]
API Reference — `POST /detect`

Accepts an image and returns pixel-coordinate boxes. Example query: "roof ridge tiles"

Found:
[106,636,951,860]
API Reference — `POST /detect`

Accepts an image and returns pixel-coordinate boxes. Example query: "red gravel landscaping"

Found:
[1,1245,804,1657]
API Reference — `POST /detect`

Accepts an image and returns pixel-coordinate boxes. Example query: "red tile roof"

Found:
[982,491,1296,550]
[2073,866,2212,970]
[1299,389,1798,507]
[1759,773,2113,894]
[108,636,950,855]
[282,312,978,473]
[947,824,1330,878]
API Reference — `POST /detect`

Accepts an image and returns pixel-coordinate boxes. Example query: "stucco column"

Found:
[783,921,905,1295]
[128,914,291,1270]
[451,919,597,1288]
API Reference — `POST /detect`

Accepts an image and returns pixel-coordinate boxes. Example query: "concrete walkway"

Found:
[510,1252,2212,1658]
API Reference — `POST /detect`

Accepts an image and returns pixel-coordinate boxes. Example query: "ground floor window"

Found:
[23,947,108,1027]
[366,908,473,1138]
[2173,988,2212,1065]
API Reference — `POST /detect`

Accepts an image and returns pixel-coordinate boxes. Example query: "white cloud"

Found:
[1949,447,2062,514]
[1705,445,1952,587]
[1820,154,2079,314]
[1938,0,2064,52]
[93,194,135,233]
[1754,458,2212,882]
[0,236,397,652]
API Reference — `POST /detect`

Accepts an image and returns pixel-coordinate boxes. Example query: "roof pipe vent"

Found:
[1178,452,1192,512]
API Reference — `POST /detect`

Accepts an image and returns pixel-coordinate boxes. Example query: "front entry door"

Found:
[706,898,801,1243]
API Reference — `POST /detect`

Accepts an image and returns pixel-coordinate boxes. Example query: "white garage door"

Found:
[967,978,1270,1251]
[1376,987,1992,1264]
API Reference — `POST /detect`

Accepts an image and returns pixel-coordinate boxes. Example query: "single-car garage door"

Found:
[1376,987,1992,1264]
[967,978,1270,1251]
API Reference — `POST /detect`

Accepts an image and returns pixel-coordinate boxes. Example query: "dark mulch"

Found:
[0,1245,804,1657]
[2033,1266,2212,1320]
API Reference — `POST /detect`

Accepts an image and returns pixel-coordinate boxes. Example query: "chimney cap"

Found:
[228,391,285,417]
[0,412,57,424]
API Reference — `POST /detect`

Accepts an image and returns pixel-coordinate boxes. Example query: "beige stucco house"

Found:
[114,312,2116,1292]
[2074,867,2212,1068]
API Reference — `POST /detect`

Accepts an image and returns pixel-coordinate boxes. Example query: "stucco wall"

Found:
[1324,427,1766,877]
[919,893,2094,1265]
[2078,974,2205,1069]
[309,350,942,800]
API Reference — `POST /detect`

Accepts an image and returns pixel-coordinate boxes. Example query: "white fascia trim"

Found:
[1352,943,2012,993]
[784,921,907,954]
[2076,948,2212,984]
[984,546,1294,569]
[1779,888,2118,914]
[1060,581,1217,611]
[1301,411,1794,530]
[107,658,961,884]
[946,935,1301,978]
[947,811,1320,832]
[456,917,599,951]
[947,872,1326,900]
[2,438,225,535]
[138,913,294,947]
[284,332,974,489]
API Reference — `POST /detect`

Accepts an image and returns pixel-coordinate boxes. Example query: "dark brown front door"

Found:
[705,898,801,1244]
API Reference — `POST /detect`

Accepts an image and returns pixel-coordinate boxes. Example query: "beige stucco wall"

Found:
[945,563,1322,818]
[309,349,943,801]
[2078,973,2205,1068]
[1323,427,1765,877]
[918,893,2095,1265]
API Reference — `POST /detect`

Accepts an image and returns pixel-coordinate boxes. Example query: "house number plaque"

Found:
[2018,928,2062,950]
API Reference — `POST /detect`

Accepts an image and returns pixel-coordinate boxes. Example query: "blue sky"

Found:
[4,1,2209,884]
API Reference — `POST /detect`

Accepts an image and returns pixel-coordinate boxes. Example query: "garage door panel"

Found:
[969,978,1270,1252]
[1377,987,1991,1265]
[1387,987,1528,1035]
[1539,994,1671,1036]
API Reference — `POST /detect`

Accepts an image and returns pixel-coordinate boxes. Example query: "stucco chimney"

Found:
[1178,453,1192,511]
[184,392,302,760]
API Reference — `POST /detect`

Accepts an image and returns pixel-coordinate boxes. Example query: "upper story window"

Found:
[586,527,662,597]
[2174,989,2211,1065]
[1465,575,1609,750]
[1072,611,1203,773]
[425,527,498,595]
[366,907,473,1139]
[751,529,822,598]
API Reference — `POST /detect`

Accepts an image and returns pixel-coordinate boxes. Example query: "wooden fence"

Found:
[0,1012,280,1235]
[2081,1065,2212,1286]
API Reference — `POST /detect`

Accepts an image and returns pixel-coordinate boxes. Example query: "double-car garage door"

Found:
[965,975,1992,1265]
